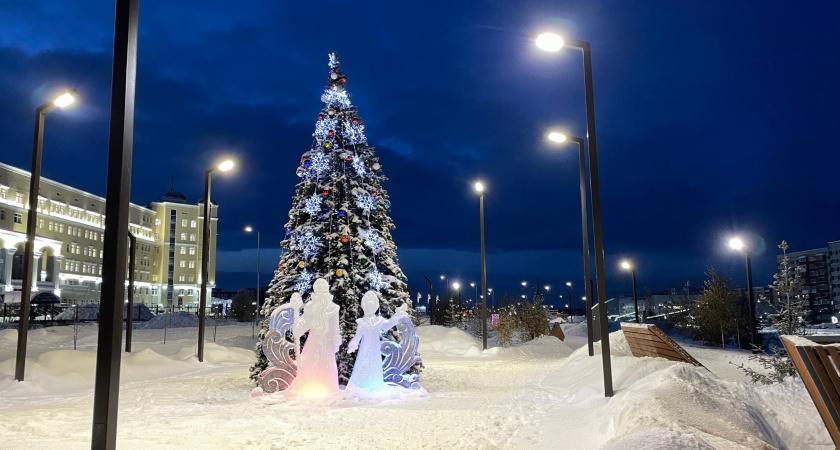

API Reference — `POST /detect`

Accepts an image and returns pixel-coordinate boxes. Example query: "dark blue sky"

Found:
[2,1,839,307]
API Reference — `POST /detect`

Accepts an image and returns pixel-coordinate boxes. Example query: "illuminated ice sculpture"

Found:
[347,291,409,391]
[258,280,421,397]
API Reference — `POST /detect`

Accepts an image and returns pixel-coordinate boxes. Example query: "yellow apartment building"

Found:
[0,162,218,308]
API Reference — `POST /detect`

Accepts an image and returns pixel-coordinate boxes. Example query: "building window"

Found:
[38,219,44,228]
[59,223,63,233]
[189,247,195,255]
[190,220,197,228]
[178,275,185,282]
[180,247,186,255]
[180,232,186,240]
[0,209,5,220]
[15,193,23,203]
[188,261,194,269]
[14,213,22,224]
[189,275,195,282]
[179,261,186,268]
[189,233,196,242]
[181,219,187,227]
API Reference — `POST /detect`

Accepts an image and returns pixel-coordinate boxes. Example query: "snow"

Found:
[0,320,832,449]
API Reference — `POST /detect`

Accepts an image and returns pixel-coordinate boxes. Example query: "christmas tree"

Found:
[250,52,421,385]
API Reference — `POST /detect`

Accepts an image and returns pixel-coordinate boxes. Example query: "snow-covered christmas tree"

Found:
[250,52,420,385]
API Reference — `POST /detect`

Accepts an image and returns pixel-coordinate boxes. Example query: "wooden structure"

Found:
[621,323,702,367]
[551,322,565,341]
[781,335,840,448]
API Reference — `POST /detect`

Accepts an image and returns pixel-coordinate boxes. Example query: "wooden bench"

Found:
[781,335,840,448]
[551,322,565,341]
[621,323,703,367]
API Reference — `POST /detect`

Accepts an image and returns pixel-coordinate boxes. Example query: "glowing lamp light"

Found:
[547,132,567,143]
[566,281,572,287]
[218,160,235,172]
[729,237,744,251]
[474,181,485,193]
[244,226,253,232]
[521,281,527,286]
[453,282,460,290]
[53,92,77,108]
[535,33,565,52]
[621,261,631,270]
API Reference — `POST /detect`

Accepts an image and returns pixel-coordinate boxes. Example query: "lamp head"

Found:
[521,281,527,286]
[547,132,567,143]
[566,281,572,287]
[729,237,744,251]
[474,181,485,193]
[245,226,253,233]
[453,282,460,290]
[53,90,78,108]
[621,261,631,270]
[536,33,565,52]
[218,160,235,172]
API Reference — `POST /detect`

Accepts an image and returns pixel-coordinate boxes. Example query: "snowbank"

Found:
[134,311,198,329]
[53,303,155,321]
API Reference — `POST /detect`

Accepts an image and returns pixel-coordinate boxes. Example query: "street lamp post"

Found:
[198,159,234,362]
[566,282,575,318]
[245,226,260,339]
[423,275,433,323]
[538,32,613,396]
[621,261,639,323]
[729,237,757,348]
[126,232,136,352]
[14,90,78,382]
[546,132,594,356]
[475,181,488,350]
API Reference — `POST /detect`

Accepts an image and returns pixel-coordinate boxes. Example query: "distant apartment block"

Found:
[776,240,840,323]
[0,162,220,308]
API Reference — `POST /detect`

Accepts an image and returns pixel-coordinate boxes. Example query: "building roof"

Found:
[157,189,189,204]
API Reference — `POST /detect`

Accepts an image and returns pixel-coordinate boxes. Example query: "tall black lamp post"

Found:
[729,237,757,348]
[475,181,489,350]
[621,260,639,323]
[14,89,78,382]
[546,133,594,356]
[537,32,613,397]
[245,226,260,339]
[198,159,234,362]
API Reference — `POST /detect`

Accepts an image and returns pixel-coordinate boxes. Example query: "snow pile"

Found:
[134,311,198,329]
[0,322,832,448]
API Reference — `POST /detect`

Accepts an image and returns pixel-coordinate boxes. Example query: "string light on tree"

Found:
[302,193,323,214]
[354,192,376,212]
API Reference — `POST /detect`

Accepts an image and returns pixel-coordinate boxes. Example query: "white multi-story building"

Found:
[776,240,840,323]
[0,162,219,308]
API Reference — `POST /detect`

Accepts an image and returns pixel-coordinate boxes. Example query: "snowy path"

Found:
[0,322,833,449]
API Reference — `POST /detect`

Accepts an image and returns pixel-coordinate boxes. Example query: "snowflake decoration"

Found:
[368,268,387,291]
[342,120,366,145]
[360,228,383,253]
[321,88,351,108]
[295,269,314,293]
[314,117,337,140]
[354,192,376,212]
[351,154,366,176]
[294,232,320,258]
[328,52,339,69]
[307,152,331,177]
[302,193,323,215]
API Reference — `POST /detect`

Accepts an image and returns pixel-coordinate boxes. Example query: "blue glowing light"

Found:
[343,120,366,145]
[307,152,331,177]
[368,268,387,291]
[314,116,337,140]
[321,88,351,109]
[295,269,315,293]
[351,154,366,176]
[354,193,376,212]
[360,228,383,253]
[303,193,323,215]
[294,232,320,258]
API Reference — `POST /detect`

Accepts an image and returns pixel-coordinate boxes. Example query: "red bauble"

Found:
[341,76,347,82]
[318,114,324,120]
[371,192,378,197]
[346,156,353,162]
[340,235,350,244]
[352,119,359,124]
[328,130,335,136]
[322,190,329,196]
[278,262,283,270]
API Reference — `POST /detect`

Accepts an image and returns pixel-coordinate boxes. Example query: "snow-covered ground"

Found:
[0,320,832,449]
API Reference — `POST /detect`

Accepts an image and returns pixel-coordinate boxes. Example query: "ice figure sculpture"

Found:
[258,293,304,393]
[286,278,342,396]
[381,314,422,390]
[347,291,421,392]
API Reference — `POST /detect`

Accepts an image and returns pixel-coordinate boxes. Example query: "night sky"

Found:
[2,1,839,308]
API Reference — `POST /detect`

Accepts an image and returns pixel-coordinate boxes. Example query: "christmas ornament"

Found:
[360,228,383,253]
[324,142,333,149]
[322,190,329,196]
[298,261,305,268]
[346,156,353,162]
[371,192,378,197]
[337,209,347,217]
[336,269,344,276]
[384,200,391,209]
[330,72,338,80]
[296,168,305,177]
[341,235,350,243]
[304,159,312,168]
[318,113,324,120]
[355,192,376,212]
[372,163,381,170]
[302,193,323,214]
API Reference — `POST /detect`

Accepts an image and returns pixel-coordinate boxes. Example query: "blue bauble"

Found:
[338,209,347,217]
[304,160,313,168]
[384,200,391,209]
